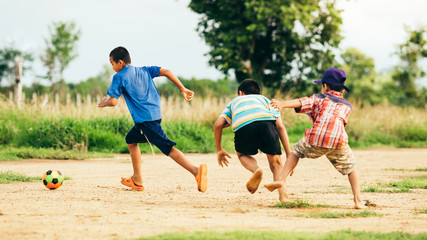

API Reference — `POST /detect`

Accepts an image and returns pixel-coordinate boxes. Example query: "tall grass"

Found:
[1,96,427,154]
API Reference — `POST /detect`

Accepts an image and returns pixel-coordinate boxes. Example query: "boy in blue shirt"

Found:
[98,46,207,192]
[214,79,291,201]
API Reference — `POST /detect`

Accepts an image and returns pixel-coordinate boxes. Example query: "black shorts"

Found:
[234,120,282,155]
[125,120,176,156]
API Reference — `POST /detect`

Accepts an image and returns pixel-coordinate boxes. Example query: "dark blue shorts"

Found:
[125,120,176,156]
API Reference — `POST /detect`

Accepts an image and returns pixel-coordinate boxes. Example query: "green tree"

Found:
[40,21,81,92]
[189,0,343,94]
[0,46,33,86]
[340,48,380,105]
[392,25,427,105]
[72,64,113,96]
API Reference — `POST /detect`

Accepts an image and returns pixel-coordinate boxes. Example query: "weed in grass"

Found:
[0,147,113,161]
[299,210,382,218]
[362,186,410,193]
[383,168,406,171]
[136,230,427,240]
[0,171,39,184]
[388,176,427,189]
[271,199,335,209]
[415,168,427,171]
[414,208,427,215]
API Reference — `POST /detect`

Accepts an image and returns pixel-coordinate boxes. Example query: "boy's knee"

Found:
[127,142,138,147]
[267,155,282,167]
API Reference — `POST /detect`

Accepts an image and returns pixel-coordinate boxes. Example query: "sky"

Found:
[0,0,426,87]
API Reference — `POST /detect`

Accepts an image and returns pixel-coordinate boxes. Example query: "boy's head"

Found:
[314,68,350,93]
[109,46,131,72]
[238,79,261,95]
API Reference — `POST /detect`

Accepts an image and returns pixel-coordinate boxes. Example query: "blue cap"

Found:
[314,68,350,92]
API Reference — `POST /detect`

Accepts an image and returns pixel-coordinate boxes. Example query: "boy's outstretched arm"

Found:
[214,117,231,167]
[276,117,291,158]
[158,68,194,102]
[271,99,301,110]
[97,96,118,108]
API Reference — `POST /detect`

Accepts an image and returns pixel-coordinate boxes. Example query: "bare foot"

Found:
[264,181,283,192]
[278,186,291,202]
[246,168,263,194]
[354,200,366,209]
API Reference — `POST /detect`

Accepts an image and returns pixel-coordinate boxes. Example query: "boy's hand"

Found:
[217,149,231,167]
[180,88,194,102]
[271,99,283,110]
[97,97,109,108]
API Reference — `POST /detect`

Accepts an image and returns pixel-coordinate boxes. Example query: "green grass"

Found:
[388,175,427,189]
[297,210,382,218]
[415,168,427,171]
[414,208,427,215]
[362,185,410,193]
[271,199,336,209]
[0,147,113,161]
[2,101,427,154]
[383,168,406,171]
[0,171,39,184]
[362,175,427,192]
[136,230,427,240]
[0,170,71,184]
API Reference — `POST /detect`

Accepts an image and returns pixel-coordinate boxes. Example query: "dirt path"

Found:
[0,149,426,239]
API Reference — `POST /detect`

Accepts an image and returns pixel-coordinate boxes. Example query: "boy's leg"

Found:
[168,147,207,192]
[128,143,143,185]
[264,152,299,193]
[348,168,364,209]
[266,154,290,202]
[168,147,198,176]
[326,144,363,209]
[236,152,259,173]
[237,152,263,194]
[119,143,144,190]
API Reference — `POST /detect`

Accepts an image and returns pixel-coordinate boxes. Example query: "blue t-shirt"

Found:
[106,65,161,123]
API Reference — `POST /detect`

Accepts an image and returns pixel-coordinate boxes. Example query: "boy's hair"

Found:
[109,46,131,64]
[238,79,261,95]
[323,82,344,92]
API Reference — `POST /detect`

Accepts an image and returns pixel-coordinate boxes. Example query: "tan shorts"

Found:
[292,138,356,175]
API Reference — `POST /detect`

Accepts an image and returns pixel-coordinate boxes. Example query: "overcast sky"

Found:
[0,0,426,86]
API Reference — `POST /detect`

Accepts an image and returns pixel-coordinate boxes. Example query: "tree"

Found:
[189,0,343,94]
[340,48,380,106]
[392,25,427,102]
[41,21,81,90]
[0,45,33,86]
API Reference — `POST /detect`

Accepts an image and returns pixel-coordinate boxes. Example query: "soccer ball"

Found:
[42,169,64,190]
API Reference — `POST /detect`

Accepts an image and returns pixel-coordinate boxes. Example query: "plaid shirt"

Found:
[296,91,352,149]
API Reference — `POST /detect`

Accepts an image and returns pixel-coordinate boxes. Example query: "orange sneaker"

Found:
[121,177,144,191]
[195,164,207,192]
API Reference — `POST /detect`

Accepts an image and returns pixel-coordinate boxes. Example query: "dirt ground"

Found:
[0,148,426,239]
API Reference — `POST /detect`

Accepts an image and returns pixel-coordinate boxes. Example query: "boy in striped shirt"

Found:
[264,68,364,209]
[214,79,291,202]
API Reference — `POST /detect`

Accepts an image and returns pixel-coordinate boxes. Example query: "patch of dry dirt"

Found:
[0,149,426,239]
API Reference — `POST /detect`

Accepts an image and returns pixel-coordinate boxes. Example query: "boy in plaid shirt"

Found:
[264,68,364,209]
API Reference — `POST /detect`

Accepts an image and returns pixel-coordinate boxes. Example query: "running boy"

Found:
[98,46,207,192]
[214,79,291,201]
[264,68,364,209]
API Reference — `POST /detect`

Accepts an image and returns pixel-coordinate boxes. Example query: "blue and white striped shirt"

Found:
[220,95,280,132]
